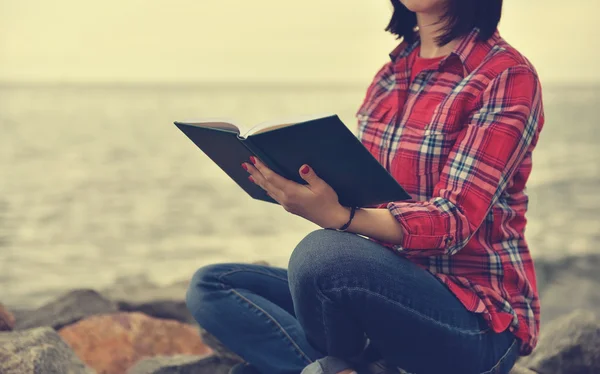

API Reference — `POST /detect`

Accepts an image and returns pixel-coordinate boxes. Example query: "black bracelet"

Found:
[338,206,357,232]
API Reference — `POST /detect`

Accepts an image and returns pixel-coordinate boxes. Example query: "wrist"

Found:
[330,205,351,229]
[332,205,354,231]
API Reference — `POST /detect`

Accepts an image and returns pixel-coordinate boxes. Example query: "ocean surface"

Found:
[1,83,599,308]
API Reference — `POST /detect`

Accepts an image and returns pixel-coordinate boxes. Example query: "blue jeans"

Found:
[186,230,519,374]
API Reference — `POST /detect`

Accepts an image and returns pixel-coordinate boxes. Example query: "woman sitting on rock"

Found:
[186,0,543,373]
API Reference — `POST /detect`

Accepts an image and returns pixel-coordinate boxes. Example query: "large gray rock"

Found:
[520,310,600,374]
[9,308,33,325]
[0,327,94,374]
[101,274,195,324]
[15,289,118,330]
[127,354,236,374]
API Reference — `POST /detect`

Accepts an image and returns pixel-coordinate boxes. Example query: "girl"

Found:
[186,0,543,373]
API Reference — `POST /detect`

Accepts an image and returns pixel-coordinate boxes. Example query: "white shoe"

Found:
[301,357,357,374]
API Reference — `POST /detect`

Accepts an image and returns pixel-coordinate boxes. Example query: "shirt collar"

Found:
[389,27,501,77]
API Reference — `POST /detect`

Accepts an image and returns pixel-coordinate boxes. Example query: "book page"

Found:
[174,118,243,134]
[243,112,336,138]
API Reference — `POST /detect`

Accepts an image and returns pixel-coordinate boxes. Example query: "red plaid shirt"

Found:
[356,28,543,355]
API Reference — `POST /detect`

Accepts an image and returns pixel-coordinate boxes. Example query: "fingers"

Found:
[242,157,290,201]
[242,162,277,197]
[250,157,290,191]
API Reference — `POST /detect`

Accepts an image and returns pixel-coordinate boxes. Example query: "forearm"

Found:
[339,207,404,245]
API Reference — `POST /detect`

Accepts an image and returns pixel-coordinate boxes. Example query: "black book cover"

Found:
[174,115,411,207]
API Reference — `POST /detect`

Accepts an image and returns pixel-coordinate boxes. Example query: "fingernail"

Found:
[241,163,248,171]
[248,176,254,183]
[250,156,256,164]
[301,165,310,174]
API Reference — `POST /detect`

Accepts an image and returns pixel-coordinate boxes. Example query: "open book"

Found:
[174,114,411,207]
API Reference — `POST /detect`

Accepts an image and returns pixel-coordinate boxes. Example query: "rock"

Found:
[9,308,34,326]
[59,312,212,374]
[0,327,94,374]
[199,328,243,363]
[127,354,237,374]
[520,309,600,374]
[0,303,16,331]
[15,289,118,330]
[101,275,194,324]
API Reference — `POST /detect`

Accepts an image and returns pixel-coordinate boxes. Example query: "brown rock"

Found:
[58,312,212,374]
[0,303,16,331]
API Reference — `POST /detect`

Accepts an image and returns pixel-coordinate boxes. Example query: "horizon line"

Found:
[1,80,599,89]
[0,80,368,90]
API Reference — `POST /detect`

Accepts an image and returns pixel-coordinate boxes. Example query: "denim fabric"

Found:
[186,229,519,374]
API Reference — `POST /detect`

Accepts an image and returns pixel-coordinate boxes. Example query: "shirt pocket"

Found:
[357,97,398,162]
[391,110,464,199]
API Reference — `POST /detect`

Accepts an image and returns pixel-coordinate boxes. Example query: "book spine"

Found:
[239,137,292,180]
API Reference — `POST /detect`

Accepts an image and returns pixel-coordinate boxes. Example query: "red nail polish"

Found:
[241,163,248,171]
[248,176,254,183]
[301,165,310,174]
[250,156,256,165]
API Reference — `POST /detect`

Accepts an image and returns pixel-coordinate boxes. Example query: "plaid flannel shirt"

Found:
[356,28,543,355]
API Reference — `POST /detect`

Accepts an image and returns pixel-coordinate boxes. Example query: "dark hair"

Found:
[385,0,503,46]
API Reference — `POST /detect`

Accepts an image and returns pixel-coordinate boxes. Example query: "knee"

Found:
[288,229,357,289]
[185,263,226,316]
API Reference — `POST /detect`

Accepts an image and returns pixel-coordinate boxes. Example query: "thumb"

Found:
[299,164,323,187]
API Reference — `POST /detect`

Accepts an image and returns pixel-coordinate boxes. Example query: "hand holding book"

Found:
[242,156,352,230]
[173,114,411,244]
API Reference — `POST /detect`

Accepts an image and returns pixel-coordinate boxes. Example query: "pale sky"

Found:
[0,0,598,84]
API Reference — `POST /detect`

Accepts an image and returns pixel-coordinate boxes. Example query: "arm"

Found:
[345,66,544,255]
[336,206,406,244]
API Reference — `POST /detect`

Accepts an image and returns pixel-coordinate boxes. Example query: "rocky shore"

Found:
[1,256,600,374]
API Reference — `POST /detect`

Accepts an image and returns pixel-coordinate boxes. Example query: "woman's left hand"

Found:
[243,156,350,229]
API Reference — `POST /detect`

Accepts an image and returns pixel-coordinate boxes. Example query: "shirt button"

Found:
[445,236,454,244]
